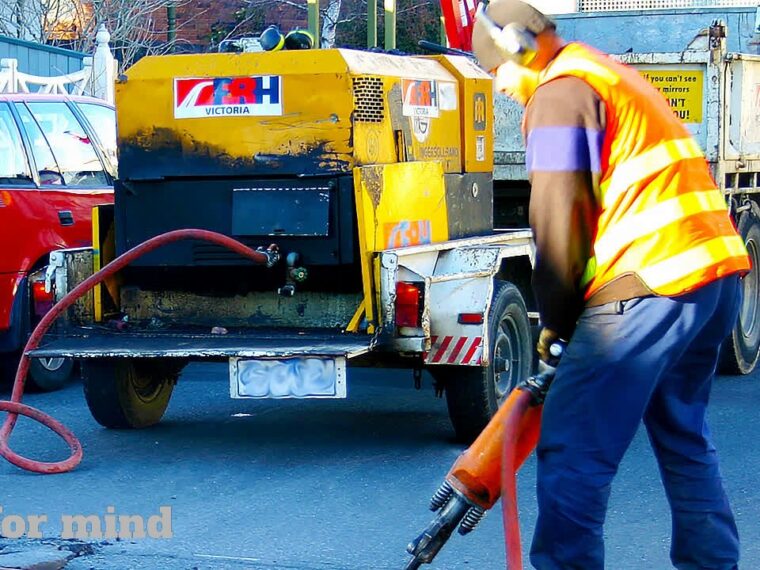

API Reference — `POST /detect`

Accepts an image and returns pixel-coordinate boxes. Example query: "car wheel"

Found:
[0,353,17,389]
[28,357,76,392]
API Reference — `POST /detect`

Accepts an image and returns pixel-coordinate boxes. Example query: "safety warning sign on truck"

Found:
[638,69,704,124]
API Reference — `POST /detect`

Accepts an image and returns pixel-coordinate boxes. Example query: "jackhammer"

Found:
[404,343,564,570]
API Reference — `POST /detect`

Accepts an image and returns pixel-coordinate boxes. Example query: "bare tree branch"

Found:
[0,0,443,61]
[0,0,212,69]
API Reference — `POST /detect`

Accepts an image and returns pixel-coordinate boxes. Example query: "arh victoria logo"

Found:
[401,79,439,119]
[174,76,283,119]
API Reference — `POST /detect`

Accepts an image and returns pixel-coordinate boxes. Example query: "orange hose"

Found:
[446,388,542,510]
[0,229,272,474]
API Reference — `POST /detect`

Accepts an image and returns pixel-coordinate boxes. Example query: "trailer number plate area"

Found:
[229,357,347,399]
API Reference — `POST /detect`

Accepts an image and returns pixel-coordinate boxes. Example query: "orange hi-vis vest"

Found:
[537,42,750,299]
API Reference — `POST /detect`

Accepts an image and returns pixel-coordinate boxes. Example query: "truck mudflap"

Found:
[27,328,375,360]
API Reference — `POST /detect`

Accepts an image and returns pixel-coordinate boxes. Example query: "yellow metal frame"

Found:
[91,204,118,322]
[92,206,103,322]
[353,161,449,331]
[346,300,366,333]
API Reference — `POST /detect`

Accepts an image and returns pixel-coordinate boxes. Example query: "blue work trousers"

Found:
[530,275,742,570]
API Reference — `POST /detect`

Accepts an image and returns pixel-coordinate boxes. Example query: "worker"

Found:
[471,1,751,568]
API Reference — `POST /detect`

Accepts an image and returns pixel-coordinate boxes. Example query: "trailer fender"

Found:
[378,232,534,366]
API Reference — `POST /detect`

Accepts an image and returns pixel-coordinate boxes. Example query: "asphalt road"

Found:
[0,363,758,569]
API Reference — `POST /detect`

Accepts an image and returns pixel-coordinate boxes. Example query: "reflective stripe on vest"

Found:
[593,189,728,267]
[600,137,705,210]
[638,235,748,293]
[541,52,619,88]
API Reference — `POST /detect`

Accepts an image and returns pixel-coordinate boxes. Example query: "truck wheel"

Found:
[437,281,532,443]
[82,359,180,429]
[27,357,76,392]
[720,203,760,375]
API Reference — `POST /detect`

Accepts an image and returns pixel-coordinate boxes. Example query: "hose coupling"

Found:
[258,244,281,268]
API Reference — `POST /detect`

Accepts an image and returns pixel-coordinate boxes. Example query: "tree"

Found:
[0,0,52,40]
[0,0,201,70]
[216,0,344,49]
[336,0,442,53]
[214,0,442,52]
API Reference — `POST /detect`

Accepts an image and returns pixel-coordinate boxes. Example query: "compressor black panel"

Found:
[232,186,330,237]
[115,176,356,267]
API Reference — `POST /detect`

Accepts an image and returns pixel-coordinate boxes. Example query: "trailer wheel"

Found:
[437,281,532,443]
[82,359,181,429]
[720,203,760,375]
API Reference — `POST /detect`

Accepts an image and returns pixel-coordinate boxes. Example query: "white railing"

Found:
[0,25,116,104]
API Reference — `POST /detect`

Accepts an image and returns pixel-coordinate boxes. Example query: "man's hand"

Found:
[537,327,561,364]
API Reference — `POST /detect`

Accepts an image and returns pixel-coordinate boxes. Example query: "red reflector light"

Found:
[32,281,54,303]
[395,282,421,328]
[458,313,484,325]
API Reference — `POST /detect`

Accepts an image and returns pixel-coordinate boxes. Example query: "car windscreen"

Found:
[19,101,109,187]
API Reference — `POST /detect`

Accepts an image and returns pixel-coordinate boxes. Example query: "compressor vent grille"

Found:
[579,0,751,10]
[353,76,385,123]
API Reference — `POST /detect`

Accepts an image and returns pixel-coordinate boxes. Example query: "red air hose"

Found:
[0,229,273,474]
[501,388,542,570]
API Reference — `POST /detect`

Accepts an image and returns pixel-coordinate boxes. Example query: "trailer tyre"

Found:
[438,281,532,443]
[720,202,760,375]
[82,359,181,429]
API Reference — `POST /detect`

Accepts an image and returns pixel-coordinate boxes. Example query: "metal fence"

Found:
[579,0,756,10]
[0,26,115,103]
[0,34,84,77]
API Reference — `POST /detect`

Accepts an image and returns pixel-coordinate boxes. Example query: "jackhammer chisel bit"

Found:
[404,482,485,570]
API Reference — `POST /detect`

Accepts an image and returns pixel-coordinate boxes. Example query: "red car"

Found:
[0,94,115,390]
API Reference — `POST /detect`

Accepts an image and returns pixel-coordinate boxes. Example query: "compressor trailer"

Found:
[31,6,760,443]
[31,50,537,442]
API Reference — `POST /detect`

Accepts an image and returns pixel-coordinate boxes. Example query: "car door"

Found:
[14,100,113,261]
[0,101,38,333]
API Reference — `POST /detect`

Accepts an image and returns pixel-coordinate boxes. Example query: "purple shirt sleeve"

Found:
[526,126,604,173]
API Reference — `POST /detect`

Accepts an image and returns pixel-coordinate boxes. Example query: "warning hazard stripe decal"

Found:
[446,337,468,364]
[461,337,482,365]
[431,336,453,364]
[426,336,483,365]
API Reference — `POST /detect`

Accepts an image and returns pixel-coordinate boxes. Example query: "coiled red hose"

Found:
[0,229,272,474]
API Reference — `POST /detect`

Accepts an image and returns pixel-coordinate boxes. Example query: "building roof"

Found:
[0,34,86,59]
